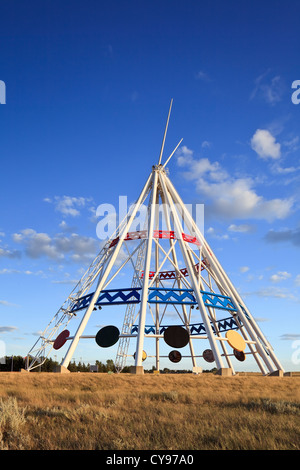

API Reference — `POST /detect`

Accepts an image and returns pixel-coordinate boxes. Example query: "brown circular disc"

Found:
[53,330,70,350]
[203,349,215,363]
[168,350,182,363]
[233,349,246,362]
[95,325,120,348]
[163,326,189,348]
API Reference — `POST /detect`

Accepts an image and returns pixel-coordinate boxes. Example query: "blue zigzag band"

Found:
[70,287,247,317]
[131,316,240,336]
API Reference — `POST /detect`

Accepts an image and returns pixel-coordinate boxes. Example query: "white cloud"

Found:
[271,163,300,175]
[244,286,298,302]
[45,196,94,217]
[13,230,61,260]
[198,172,290,221]
[206,227,229,240]
[176,147,227,181]
[201,141,211,149]
[253,317,270,323]
[251,129,281,160]
[250,71,284,105]
[0,268,45,277]
[0,326,18,332]
[228,224,256,233]
[176,145,194,167]
[196,70,210,82]
[52,279,79,285]
[176,146,293,222]
[0,300,19,308]
[283,136,300,153]
[264,227,300,247]
[0,247,21,258]
[240,266,250,273]
[270,271,292,283]
[56,196,88,216]
[280,334,300,341]
[59,221,77,232]
[12,228,100,263]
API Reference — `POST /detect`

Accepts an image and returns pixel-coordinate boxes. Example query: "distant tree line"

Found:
[0,356,26,372]
[0,356,217,374]
[0,356,117,373]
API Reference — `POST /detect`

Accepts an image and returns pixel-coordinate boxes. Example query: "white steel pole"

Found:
[162,138,183,169]
[158,99,173,165]
[160,192,197,368]
[159,171,225,371]
[61,172,153,369]
[155,191,160,371]
[135,169,159,368]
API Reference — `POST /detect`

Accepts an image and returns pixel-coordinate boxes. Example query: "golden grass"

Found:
[0,372,299,450]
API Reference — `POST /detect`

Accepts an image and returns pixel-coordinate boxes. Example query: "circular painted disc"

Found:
[133,350,147,362]
[168,350,182,363]
[225,330,246,352]
[53,330,70,350]
[95,325,120,348]
[234,349,246,362]
[163,326,190,349]
[203,349,215,363]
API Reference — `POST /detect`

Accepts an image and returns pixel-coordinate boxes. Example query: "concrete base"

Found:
[217,367,233,377]
[268,369,284,377]
[129,366,144,375]
[54,365,70,374]
[20,368,29,373]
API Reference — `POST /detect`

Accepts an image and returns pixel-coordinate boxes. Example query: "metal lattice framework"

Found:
[26,100,284,376]
[26,240,114,371]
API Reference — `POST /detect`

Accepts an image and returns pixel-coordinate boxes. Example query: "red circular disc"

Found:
[53,330,70,350]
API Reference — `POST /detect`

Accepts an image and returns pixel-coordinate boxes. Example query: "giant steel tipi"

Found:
[26,101,284,376]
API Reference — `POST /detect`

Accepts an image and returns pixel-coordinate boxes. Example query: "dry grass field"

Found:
[0,372,299,450]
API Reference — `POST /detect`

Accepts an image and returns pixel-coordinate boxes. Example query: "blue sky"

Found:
[0,0,300,371]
